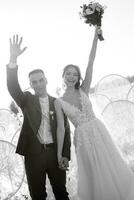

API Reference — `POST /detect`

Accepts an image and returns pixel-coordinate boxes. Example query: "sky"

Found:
[0,0,134,108]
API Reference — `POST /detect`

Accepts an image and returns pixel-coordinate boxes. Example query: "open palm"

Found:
[10,35,27,58]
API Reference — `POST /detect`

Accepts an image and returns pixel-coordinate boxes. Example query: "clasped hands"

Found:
[58,155,69,171]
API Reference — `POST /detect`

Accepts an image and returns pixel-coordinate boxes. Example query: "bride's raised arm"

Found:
[81,27,100,95]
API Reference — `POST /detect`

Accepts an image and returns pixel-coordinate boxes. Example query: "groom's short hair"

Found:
[28,69,44,78]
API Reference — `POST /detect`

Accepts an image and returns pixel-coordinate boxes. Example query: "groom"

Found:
[6,35,71,200]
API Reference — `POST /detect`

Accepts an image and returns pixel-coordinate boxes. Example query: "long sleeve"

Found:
[6,65,27,108]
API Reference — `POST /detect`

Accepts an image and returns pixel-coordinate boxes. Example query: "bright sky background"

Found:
[0,0,134,108]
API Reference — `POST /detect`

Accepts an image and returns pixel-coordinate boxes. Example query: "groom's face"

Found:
[29,72,48,97]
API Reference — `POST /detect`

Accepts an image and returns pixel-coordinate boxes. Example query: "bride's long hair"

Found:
[62,64,83,89]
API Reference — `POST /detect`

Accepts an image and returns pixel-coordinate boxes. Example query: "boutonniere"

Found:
[49,111,55,120]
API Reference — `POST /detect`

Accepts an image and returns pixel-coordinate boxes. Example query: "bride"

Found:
[54,27,134,200]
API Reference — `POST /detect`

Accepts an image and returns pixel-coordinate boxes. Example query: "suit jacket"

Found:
[7,66,71,160]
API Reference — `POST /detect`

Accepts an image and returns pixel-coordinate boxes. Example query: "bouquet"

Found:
[79,1,105,41]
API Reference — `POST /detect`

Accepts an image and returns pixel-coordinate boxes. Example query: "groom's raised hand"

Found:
[9,35,27,64]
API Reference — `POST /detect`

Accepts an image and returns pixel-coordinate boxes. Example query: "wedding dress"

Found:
[58,89,134,200]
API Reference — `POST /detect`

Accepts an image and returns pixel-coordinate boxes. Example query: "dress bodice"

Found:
[59,89,95,127]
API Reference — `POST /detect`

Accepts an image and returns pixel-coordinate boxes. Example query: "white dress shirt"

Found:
[37,96,53,144]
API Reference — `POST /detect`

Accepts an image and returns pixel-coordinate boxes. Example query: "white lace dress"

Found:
[59,89,134,200]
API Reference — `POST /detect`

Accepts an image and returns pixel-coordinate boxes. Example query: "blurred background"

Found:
[0,0,134,199]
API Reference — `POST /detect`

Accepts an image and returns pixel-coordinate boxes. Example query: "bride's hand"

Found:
[57,153,62,164]
[97,27,102,35]
[58,154,64,170]
[58,154,69,170]
[95,26,104,41]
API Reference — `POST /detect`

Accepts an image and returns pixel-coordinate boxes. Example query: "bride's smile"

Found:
[63,66,79,88]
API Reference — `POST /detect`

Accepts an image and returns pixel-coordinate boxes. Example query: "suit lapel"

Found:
[25,94,41,135]
[33,94,55,116]
[33,95,41,113]
[48,95,57,142]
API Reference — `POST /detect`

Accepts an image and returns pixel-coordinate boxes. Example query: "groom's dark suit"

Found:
[7,66,71,200]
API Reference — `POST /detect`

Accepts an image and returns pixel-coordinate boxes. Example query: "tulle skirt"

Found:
[74,118,134,200]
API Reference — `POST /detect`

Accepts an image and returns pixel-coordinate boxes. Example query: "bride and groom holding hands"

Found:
[6,27,134,200]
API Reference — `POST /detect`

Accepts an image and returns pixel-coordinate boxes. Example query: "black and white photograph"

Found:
[0,0,134,199]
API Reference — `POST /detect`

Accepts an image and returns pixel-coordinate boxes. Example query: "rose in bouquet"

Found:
[79,1,105,41]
